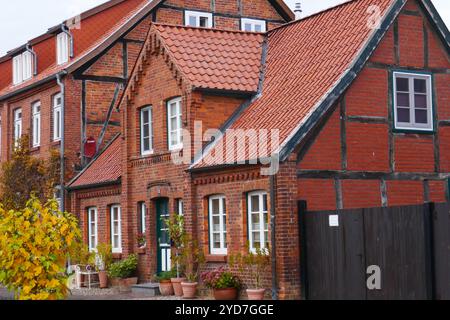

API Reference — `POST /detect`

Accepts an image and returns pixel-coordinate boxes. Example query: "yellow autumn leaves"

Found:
[0,196,81,300]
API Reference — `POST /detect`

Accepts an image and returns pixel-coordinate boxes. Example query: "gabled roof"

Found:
[123,24,265,101]
[192,0,449,170]
[0,0,158,101]
[0,0,294,101]
[68,135,122,190]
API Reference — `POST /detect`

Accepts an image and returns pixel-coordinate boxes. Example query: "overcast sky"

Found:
[0,0,448,56]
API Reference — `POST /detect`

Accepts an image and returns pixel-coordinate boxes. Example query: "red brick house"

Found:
[69,0,448,300]
[0,0,292,211]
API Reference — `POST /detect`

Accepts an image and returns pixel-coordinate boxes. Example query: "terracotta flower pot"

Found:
[99,271,108,289]
[213,288,239,300]
[159,280,175,296]
[246,289,266,300]
[181,282,198,299]
[171,278,187,297]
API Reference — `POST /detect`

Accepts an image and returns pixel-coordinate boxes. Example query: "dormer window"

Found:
[12,51,32,85]
[57,32,69,65]
[241,18,266,32]
[185,11,213,28]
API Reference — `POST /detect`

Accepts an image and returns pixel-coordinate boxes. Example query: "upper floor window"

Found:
[209,195,227,255]
[110,205,122,253]
[241,18,266,32]
[185,11,213,28]
[139,202,147,234]
[88,207,98,252]
[53,93,62,141]
[140,106,153,155]
[248,191,269,253]
[57,32,69,65]
[12,51,32,85]
[13,108,22,145]
[32,101,41,148]
[167,97,183,151]
[393,72,433,132]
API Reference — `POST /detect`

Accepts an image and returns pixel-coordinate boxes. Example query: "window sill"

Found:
[51,140,61,147]
[30,146,40,152]
[393,128,435,135]
[206,255,227,263]
[137,247,146,255]
[112,253,122,260]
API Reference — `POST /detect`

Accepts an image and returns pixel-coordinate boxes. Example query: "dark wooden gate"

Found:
[299,202,450,300]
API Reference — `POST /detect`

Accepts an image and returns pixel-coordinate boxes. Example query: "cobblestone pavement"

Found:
[0,286,201,301]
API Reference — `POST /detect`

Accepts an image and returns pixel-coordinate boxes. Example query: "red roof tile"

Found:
[0,0,151,99]
[154,24,265,93]
[69,135,122,188]
[193,0,396,169]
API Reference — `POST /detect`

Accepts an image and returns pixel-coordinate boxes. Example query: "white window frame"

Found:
[110,205,122,253]
[12,52,32,85]
[185,11,213,28]
[56,32,69,65]
[53,93,62,141]
[177,199,184,217]
[140,106,153,156]
[13,108,22,146]
[241,18,266,32]
[88,207,98,252]
[209,195,227,255]
[32,101,41,148]
[393,72,433,132]
[167,97,183,151]
[12,55,23,85]
[248,191,269,253]
[140,202,147,234]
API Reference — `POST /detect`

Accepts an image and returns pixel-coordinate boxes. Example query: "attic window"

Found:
[241,18,267,32]
[57,32,69,65]
[393,72,433,132]
[12,51,32,85]
[185,11,213,28]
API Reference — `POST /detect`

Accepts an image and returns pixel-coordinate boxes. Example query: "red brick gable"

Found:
[69,135,122,188]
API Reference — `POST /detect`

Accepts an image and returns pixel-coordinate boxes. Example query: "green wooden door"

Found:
[156,199,171,273]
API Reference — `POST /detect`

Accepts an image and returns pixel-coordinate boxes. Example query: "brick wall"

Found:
[297,2,450,211]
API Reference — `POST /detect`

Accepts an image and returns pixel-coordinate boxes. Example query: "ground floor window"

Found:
[111,205,122,253]
[176,199,184,216]
[88,207,98,252]
[248,191,269,252]
[209,195,227,255]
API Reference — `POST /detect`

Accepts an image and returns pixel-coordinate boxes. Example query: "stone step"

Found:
[131,283,160,297]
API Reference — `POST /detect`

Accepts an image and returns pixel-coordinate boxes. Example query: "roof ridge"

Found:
[268,0,356,34]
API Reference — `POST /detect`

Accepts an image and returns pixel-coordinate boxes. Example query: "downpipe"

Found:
[56,72,67,212]
[270,174,278,300]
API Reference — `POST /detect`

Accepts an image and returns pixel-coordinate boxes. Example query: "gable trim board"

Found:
[190,0,450,172]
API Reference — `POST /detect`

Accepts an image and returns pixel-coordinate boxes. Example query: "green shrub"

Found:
[155,270,177,282]
[108,254,138,279]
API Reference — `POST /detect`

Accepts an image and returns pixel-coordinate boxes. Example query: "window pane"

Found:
[143,110,149,124]
[114,235,119,247]
[189,16,197,26]
[396,77,409,92]
[253,232,261,247]
[415,110,428,124]
[213,216,220,231]
[397,108,410,123]
[397,93,410,107]
[244,23,252,31]
[255,25,262,32]
[263,194,268,211]
[143,139,150,151]
[213,233,220,248]
[143,123,149,137]
[199,17,208,27]
[414,94,427,109]
[212,199,220,214]
[414,79,426,93]
[251,195,259,212]
[264,212,269,230]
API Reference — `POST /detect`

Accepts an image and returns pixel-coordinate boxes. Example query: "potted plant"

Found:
[136,233,146,248]
[155,270,176,296]
[201,267,241,300]
[180,238,205,299]
[229,247,271,300]
[95,243,113,289]
[164,214,186,297]
[108,254,139,291]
